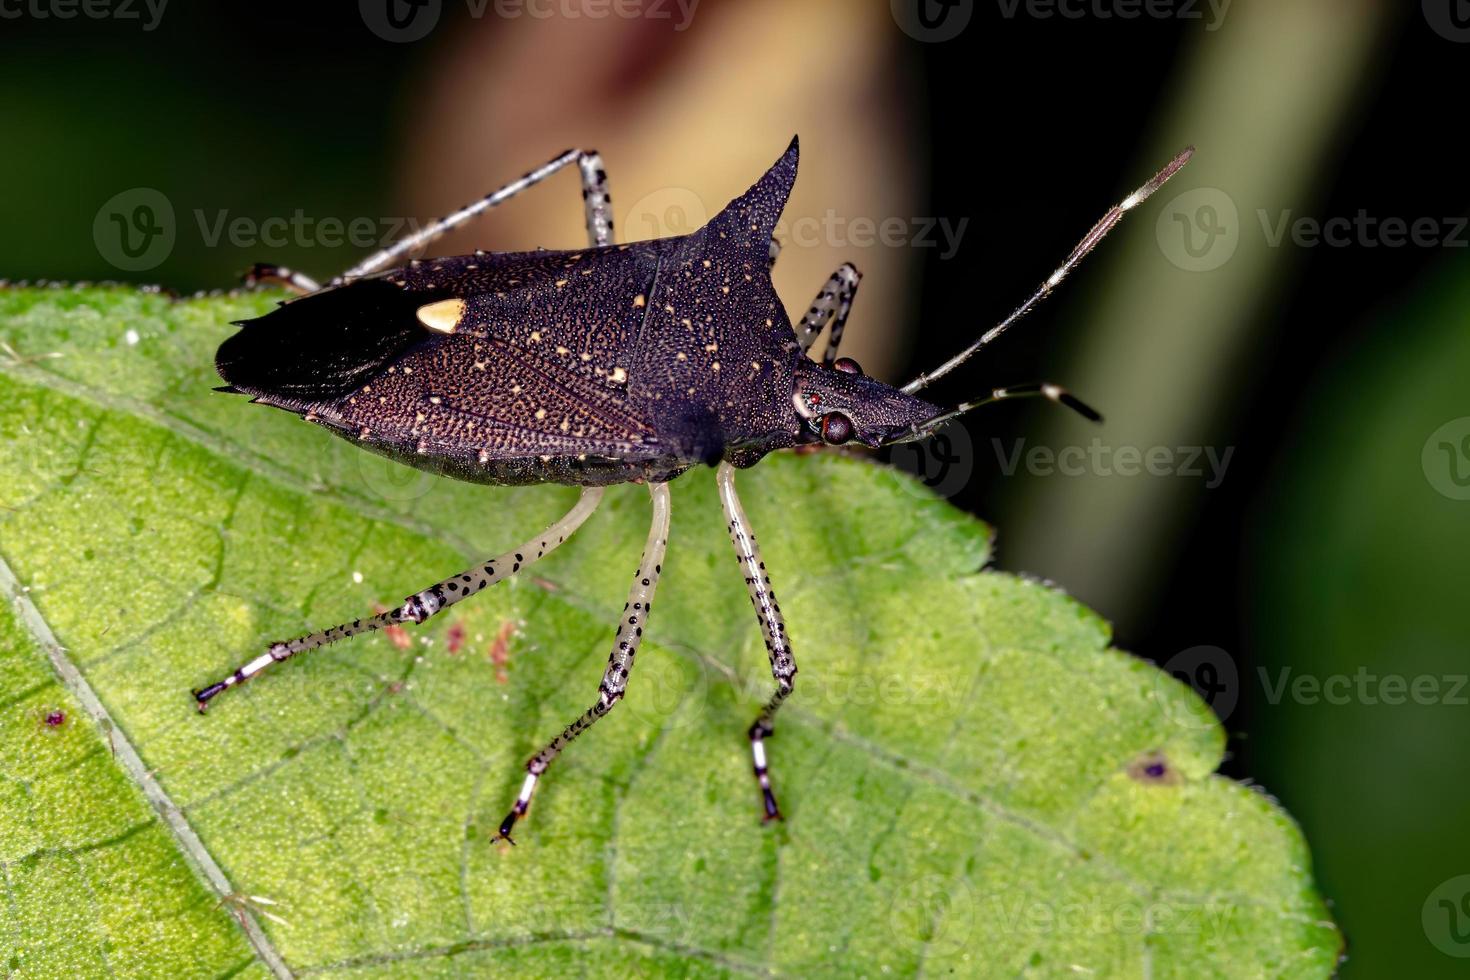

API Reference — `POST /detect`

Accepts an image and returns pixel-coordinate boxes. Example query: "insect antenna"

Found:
[901,146,1194,396]
[904,382,1103,442]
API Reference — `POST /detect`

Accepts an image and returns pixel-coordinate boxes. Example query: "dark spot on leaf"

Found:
[1128,750,1180,785]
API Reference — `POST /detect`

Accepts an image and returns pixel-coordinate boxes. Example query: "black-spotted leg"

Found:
[336,148,616,284]
[577,152,615,249]
[795,263,862,366]
[496,482,671,843]
[242,263,321,295]
[192,487,606,710]
[716,462,796,822]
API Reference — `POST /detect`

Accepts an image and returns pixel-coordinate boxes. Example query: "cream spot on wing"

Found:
[416,298,465,334]
[609,366,628,384]
[632,294,646,308]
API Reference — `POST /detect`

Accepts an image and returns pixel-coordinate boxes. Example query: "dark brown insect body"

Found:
[216,139,938,489]
[197,136,1192,841]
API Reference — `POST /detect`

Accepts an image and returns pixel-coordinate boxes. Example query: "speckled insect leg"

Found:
[716,462,796,822]
[338,148,616,282]
[192,487,605,710]
[795,263,862,363]
[577,152,614,247]
[496,482,671,843]
[242,263,320,294]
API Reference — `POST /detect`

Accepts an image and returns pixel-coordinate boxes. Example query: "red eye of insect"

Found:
[820,412,853,445]
[809,394,821,405]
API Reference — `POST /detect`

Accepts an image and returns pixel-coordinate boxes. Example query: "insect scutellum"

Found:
[194,136,1192,842]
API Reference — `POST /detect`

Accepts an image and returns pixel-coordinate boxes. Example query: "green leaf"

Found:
[0,285,1338,977]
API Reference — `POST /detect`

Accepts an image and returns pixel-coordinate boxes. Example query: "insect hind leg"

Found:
[191,487,605,710]
[716,462,796,822]
[336,148,617,284]
[241,263,320,295]
[496,481,671,843]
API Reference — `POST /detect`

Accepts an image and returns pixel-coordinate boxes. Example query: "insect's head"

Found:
[792,358,1102,449]
[791,146,1195,450]
[792,358,942,448]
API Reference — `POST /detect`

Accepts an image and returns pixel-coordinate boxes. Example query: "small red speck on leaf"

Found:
[446,622,466,655]
[43,710,66,728]
[488,621,515,684]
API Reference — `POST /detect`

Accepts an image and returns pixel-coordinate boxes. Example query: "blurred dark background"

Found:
[2,0,1465,974]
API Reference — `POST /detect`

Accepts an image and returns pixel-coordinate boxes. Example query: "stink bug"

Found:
[194,136,1192,841]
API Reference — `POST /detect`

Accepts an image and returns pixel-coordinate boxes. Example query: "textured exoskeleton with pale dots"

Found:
[195,136,1193,841]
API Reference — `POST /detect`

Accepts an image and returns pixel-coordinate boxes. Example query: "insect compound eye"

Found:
[819,412,854,445]
[832,357,863,375]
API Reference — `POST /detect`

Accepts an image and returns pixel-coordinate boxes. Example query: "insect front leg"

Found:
[191,487,605,710]
[716,462,796,822]
[338,148,616,283]
[496,482,671,844]
[795,262,862,366]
